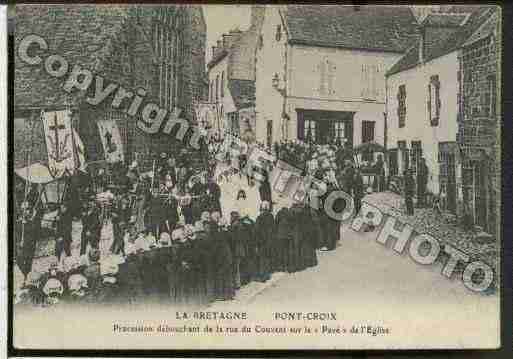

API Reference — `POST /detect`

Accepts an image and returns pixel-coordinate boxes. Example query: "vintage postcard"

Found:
[10,4,501,351]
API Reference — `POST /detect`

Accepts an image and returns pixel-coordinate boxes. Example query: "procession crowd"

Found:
[14,146,344,308]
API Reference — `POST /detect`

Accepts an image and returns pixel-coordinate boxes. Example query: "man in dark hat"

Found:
[200,220,217,304]
[80,196,102,255]
[341,160,355,196]
[144,193,166,239]
[417,157,429,207]
[55,203,73,261]
[353,168,365,216]
[117,235,143,305]
[163,193,179,236]
[258,171,273,213]
[157,152,169,183]
[404,169,416,215]
[288,202,304,272]
[275,206,293,272]
[175,225,194,306]
[166,155,178,186]
[206,177,222,215]
[254,201,274,282]
[228,211,244,289]
[239,214,256,285]
[110,195,131,255]
[17,201,44,286]
[213,218,235,300]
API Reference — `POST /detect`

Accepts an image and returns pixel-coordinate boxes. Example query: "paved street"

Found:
[209,165,500,348]
[13,164,500,350]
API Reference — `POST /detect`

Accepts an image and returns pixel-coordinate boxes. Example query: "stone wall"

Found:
[96,5,207,160]
[457,20,499,233]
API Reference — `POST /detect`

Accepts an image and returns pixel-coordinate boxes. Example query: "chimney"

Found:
[212,46,216,59]
[249,5,265,31]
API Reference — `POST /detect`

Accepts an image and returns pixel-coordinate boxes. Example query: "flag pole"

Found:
[19,110,37,271]
[151,158,156,195]
[66,96,79,175]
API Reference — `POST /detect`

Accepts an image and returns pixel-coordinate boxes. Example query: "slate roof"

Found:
[227,79,255,110]
[387,5,498,76]
[462,10,498,47]
[283,5,419,53]
[421,13,470,27]
[14,5,138,110]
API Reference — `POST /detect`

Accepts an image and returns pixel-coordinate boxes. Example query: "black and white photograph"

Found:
[9,4,501,350]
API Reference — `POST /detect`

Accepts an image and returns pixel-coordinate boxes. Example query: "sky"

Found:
[202,5,252,63]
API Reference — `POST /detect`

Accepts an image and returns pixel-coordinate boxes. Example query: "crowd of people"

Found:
[14,142,349,308]
[15,195,341,308]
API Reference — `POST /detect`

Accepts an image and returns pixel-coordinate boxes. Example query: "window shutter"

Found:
[371,64,377,99]
[319,61,326,95]
[427,83,432,123]
[327,60,335,95]
[436,80,441,115]
[360,64,366,98]
[298,116,305,140]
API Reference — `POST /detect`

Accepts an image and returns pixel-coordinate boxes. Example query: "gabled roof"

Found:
[15,5,132,110]
[387,5,497,76]
[283,5,419,53]
[228,79,255,110]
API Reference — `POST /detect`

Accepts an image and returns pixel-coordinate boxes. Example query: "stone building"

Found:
[207,5,264,139]
[254,5,418,153]
[14,4,207,169]
[457,9,500,234]
[385,5,500,233]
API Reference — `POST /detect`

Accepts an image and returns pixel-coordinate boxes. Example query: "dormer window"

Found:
[275,24,282,42]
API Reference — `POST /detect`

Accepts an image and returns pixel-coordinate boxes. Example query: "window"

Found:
[410,141,422,177]
[334,121,345,144]
[221,71,225,98]
[229,112,239,135]
[398,140,409,173]
[428,75,441,126]
[361,64,380,100]
[304,119,316,143]
[318,58,335,96]
[266,120,273,149]
[362,121,375,143]
[215,75,219,102]
[275,24,282,42]
[487,74,497,117]
[388,149,398,176]
[397,85,406,128]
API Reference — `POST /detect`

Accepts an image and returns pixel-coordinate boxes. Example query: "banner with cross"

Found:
[42,110,75,178]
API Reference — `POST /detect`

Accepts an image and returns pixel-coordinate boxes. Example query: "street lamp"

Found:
[272,73,286,96]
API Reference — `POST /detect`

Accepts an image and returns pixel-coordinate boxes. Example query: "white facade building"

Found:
[385,6,497,217]
[254,5,418,154]
[386,51,459,195]
[207,6,265,139]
